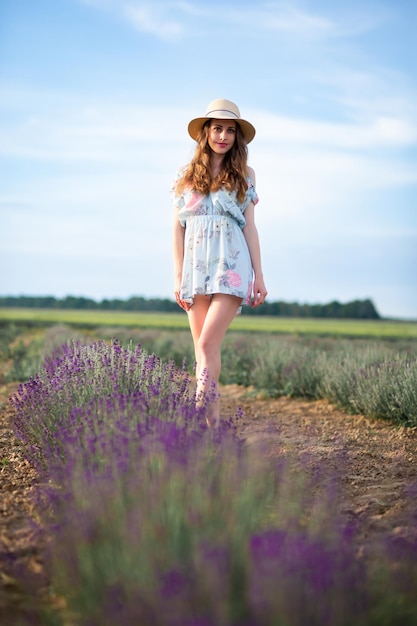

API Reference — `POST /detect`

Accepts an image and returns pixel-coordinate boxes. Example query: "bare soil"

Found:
[1,383,416,624]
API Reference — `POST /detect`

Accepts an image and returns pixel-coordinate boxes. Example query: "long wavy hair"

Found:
[175,120,249,203]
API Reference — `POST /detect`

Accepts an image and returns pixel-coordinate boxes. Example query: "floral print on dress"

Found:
[172,171,259,309]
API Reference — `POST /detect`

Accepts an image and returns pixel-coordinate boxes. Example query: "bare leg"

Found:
[186,295,211,379]
[187,294,241,425]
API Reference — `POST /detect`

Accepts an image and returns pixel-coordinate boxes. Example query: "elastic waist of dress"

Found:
[184,213,243,226]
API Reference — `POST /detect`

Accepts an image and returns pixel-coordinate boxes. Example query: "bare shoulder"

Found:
[247,165,256,186]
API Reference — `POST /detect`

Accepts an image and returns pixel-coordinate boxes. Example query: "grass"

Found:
[0,307,416,339]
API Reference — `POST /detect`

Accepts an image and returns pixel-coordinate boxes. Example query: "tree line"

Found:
[0,295,381,319]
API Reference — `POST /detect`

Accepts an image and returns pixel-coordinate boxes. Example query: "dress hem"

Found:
[181,291,250,315]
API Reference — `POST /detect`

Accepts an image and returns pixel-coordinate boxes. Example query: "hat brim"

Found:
[188,116,256,144]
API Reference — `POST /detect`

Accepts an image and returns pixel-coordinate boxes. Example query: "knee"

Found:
[197,336,218,362]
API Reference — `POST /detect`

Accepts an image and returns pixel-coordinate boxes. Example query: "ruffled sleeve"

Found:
[241,176,259,212]
[171,168,186,211]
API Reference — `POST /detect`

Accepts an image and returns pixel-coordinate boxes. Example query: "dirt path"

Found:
[0,383,49,624]
[222,385,417,548]
[0,384,47,626]
[1,383,416,623]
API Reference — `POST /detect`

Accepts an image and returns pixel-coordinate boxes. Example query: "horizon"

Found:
[2,292,414,321]
[1,1,416,319]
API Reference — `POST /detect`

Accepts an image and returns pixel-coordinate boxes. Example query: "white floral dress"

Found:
[172,175,259,309]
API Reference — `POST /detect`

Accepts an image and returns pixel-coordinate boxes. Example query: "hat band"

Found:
[206,108,239,119]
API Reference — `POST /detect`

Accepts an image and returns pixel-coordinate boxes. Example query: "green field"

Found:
[0,307,416,339]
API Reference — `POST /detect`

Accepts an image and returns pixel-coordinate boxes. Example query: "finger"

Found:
[180,299,191,312]
[252,293,265,307]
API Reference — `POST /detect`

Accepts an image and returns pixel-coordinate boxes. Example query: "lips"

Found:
[218,143,228,148]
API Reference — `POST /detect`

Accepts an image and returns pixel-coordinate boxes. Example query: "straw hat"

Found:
[188,98,256,144]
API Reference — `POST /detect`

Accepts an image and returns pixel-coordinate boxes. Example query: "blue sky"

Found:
[1,0,416,319]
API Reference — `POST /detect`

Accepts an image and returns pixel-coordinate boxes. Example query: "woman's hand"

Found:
[251,275,268,308]
[174,282,191,312]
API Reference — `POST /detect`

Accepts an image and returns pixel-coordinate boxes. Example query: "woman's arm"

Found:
[173,213,191,311]
[243,167,268,308]
[243,204,268,307]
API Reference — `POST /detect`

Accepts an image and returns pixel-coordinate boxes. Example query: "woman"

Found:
[172,98,267,424]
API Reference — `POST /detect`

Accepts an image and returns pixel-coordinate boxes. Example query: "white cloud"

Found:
[255,147,417,223]
[1,87,415,237]
[231,5,335,37]
[312,64,417,116]
[123,4,183,40]
[248,2,389,39]
[254,111,417,149]
[2,81,416,169]
[78,0,113,8]
[0,95,190,162]
[78,0,389,41]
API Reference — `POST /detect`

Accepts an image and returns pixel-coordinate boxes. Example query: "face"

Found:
[207,119,236,155]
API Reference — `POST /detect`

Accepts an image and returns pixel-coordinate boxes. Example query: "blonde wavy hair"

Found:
[175,120,249,204]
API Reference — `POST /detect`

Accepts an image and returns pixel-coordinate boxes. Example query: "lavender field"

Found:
[9,331,417,626]
[5,322,417,425]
